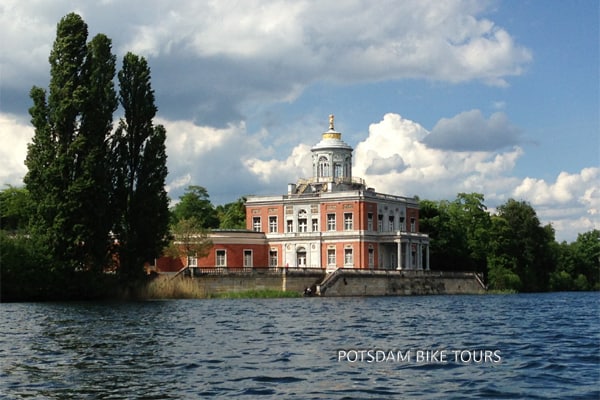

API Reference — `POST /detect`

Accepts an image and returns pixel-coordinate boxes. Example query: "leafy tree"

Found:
[0,231,53,300]
[419,193,490,273]
[164,217,212,275]
[487,216,522,291]
[419,199,463,271]
[0,186,34,232]
[572,230,600,288]
[171,185,219,229]
[451,193,491,274]
[490,199,556,292]
[217,197,247,229]
[24,13,117,272]
[110,52,170,282]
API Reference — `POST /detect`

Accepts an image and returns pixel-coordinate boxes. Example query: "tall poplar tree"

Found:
[24,13,117,273]
[111,53,170,282]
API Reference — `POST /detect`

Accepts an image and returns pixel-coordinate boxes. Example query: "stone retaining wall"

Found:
[319,270,485,297]
[166,269,485,297]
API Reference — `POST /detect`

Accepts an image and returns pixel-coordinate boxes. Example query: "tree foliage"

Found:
[24,13,117,273]
[216,197,247,229]
[164,217,212,266]
[110,52,170,282]
[4,13,171,300]
[419,193,490,273]
[420,194,597,292]
[490,199,556,291]
[0,185,34,232]
[171,185,219,229]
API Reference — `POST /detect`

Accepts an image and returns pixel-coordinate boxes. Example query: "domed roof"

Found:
[311,115,353,151]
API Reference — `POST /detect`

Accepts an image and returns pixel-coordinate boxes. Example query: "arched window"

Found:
[296,247,307,267]
[334,163,342,179]
[297,209,308,232]
[344,156,351,178]
[318,156,329,178]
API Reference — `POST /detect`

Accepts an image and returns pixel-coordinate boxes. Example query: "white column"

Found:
[396,239,402,270]
[426,244,430,270]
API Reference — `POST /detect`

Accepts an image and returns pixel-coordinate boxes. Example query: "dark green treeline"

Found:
[420,193,599,292]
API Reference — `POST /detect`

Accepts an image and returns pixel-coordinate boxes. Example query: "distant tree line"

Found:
[420,193,599,292]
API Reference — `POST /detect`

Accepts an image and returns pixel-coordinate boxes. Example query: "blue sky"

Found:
[0,0,598,242]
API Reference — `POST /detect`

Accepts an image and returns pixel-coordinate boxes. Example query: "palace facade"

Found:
[155,115,430,274]
[244,115,429,271]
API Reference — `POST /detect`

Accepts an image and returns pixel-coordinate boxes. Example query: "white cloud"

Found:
[423,110,521,151]
[1,109,596,242]
[351,113,525,199]
[0,0,532,123]
[0,113,32,185]
[344,113,595,241]
[513,169,599,206]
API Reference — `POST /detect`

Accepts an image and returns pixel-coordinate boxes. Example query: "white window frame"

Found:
[269,250,278,267]
[344,248,353,266]
[298,218,307,232]
[269,216,277,233]
[344,212,353,230]
[253,217,261,232]
[327,249,336,266]
[243,249,252,268]
[216,250,226,267]
[327,214,336,231]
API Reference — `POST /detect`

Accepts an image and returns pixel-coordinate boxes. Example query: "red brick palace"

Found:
[155,115,430,274]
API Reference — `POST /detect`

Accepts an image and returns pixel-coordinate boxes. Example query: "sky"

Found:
[0,0,598,242]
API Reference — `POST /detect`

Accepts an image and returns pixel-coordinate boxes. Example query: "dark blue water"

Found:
[1,292,598,399]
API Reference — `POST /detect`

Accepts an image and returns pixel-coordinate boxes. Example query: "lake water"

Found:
[1,292,598,399]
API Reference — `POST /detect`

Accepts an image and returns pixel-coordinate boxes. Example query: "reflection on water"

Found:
[1,293,598,399]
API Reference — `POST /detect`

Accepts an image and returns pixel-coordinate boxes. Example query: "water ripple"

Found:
[1,292,598,399]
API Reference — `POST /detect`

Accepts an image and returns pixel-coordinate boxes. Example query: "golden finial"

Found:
[323,114,341,139]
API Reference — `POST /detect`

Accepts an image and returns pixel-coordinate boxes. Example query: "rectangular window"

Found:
[252,217,261,232]
[368,248,374,267]
[378,214,383,232]
[216,250,226,267]
[188,255,197,267]
[327,249,336,266]
[269,250,278,267]
[344,248,353,265]
[286,219,293,232]
[312,218,319,232]
[410,217,416,232]
[243,250,252,268]
[344,213,353,230]
[298,218,307,232]
[269,216,277,233]
[327,214,336,231]
[367,213,373,231]
[389,216,395,231]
